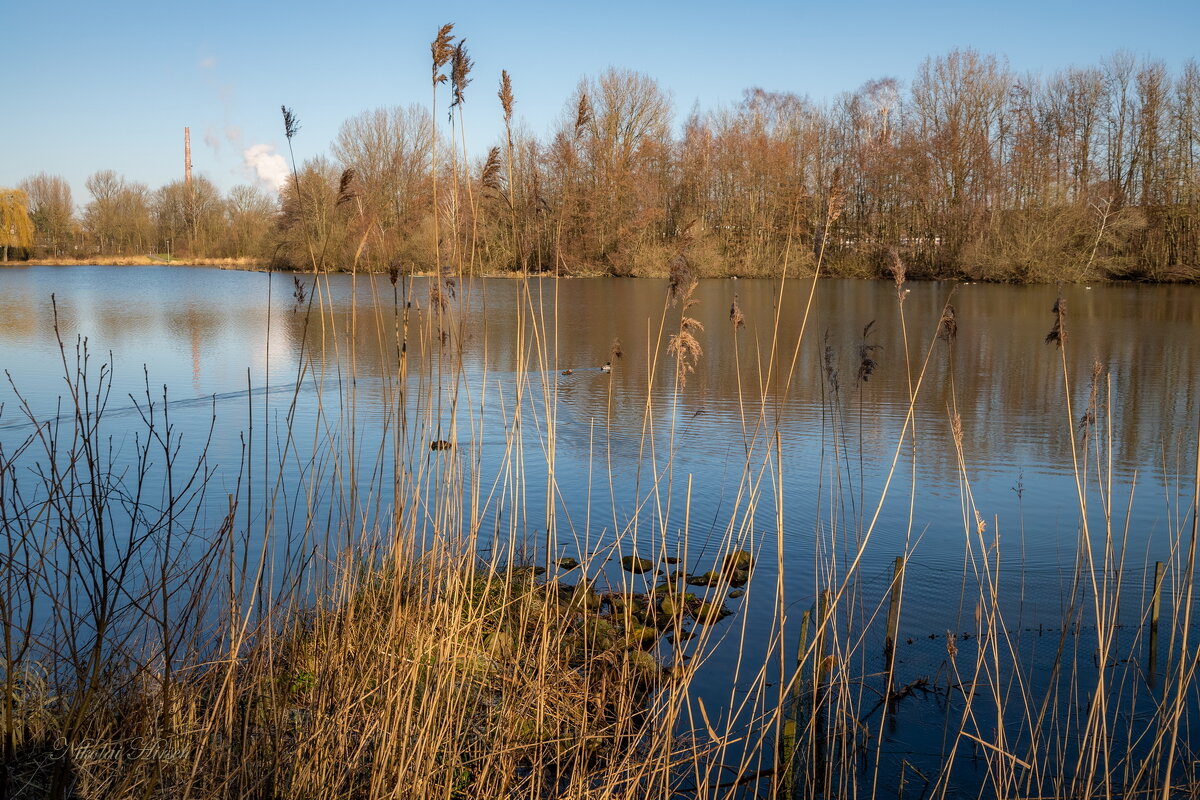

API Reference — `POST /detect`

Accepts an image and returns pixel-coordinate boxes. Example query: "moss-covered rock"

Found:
[691,601,731,625]
[624,623,660,648]
[685,571,721,587]
[624,649,660,684]
[620,556,654,574]
[565,583,601,615]
[722,550,753,575]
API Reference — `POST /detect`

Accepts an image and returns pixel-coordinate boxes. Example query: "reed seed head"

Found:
[499,70,514,123]
[1079,361,1104,431]
[451,40,473,108]
[1045,288,1067,347]
[668,327,703,387]
[575,92,593,138]
[856,320,882,384]
[890,248,907,296]
[335,168,357,207]
[667,254,695,306]
[610,338,623,359]
[729,294,745,329]
[822,330,840,396]
[431,23,455,85]
[481,147,503,192]
[937,304,957,342]
[281,106,301,140]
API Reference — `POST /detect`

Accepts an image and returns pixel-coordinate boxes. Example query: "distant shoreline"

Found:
[3,259,611,278]
[4,258,1194,284]
[9,256,269,269]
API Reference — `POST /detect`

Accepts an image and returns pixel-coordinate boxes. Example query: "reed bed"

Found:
[2,254,1199,800]
[3,27,1199,798]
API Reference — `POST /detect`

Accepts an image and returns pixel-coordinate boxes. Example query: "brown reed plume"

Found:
[498,70,522,271]
[667,253,695,306]
[481,147,503,193]
[937,304,958,342]
[730,293,745,329]
[431,23,455,85]
[281,105,301,140]
[334,168,357,207]
[1079,361,1105,431]
[575,92,593,137]
[822,329,841,397]
[667,279,704,386]
[856,319,882,383]
[610,337,623,359]
[499,70,514,124]
[450,39,473,111]
[430,22,455,273]
[668,321,704,387]
[1045,286,1067,347]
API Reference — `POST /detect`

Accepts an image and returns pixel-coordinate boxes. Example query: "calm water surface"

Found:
[2,265,1198,790]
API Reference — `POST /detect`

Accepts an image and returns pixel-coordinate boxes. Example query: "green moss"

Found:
[722,549,754,575]
[621,555,654,573]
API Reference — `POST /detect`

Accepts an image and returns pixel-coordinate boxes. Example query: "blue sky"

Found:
[5,0,1198,206]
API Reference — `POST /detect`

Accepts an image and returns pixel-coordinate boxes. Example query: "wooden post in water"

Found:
[815,589,832,681]
[780,608,812,800]
[797,608,812,686]
[885,556,905,700]
[885,556,905,653]
[813,591,832,795]
[1149,560,1164,685]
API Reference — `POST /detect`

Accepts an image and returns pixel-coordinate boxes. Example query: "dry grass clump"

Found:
[1,543,715,799]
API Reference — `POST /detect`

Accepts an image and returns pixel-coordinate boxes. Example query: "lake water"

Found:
[2,264,1198,794]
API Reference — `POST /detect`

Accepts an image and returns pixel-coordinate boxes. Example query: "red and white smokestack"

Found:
[184,127,193,187]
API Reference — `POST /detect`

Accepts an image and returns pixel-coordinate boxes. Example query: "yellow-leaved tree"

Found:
[0,188,34,262]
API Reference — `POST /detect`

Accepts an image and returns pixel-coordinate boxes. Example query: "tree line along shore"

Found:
[3,47,1199,283]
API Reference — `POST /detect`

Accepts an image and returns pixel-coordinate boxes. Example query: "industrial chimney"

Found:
[184,127,193,187]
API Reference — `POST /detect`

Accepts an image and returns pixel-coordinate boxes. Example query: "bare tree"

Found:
[224,184,278,259]
[84,170,153,255]
[153,176,224,256]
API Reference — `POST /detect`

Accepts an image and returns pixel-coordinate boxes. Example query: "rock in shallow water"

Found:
[621,556,654,573]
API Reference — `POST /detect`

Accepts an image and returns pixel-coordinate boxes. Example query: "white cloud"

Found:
[242,144,289,192]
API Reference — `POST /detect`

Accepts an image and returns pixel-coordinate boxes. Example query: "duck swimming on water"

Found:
[600,362,611,373]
